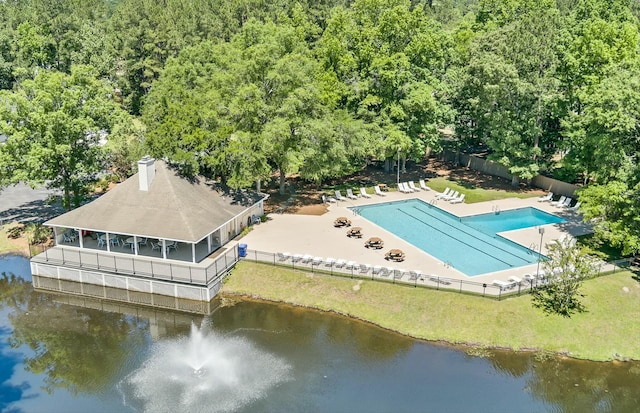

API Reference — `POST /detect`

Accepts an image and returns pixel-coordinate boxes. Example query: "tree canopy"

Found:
[0,0,638,249]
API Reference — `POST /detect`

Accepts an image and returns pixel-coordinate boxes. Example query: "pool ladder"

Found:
[492,205,501,214]
[430,198,438,205]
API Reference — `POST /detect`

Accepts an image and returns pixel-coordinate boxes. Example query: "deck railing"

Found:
[31,246,239,287]
[242,249,618,300]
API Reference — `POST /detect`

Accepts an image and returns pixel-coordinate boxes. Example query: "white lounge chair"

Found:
[374,185,386,196]
[560,197,573,207]
[508,276,522,285]
[568,201,581,211]
[346,188,358,199]
[325,257,335,267]
[550,195,567,206]
[398,182,410,193]
[312,257,323,265]
[301,254,313,263]
[372,265,382,275]
[335,190,346,201]
[450,193,465,204]
[419,179,431,191]
[493,280,515,290]
[435,187,452,199]
[292,254,303,262]
[394,269,406,280]
[408,181,419,192]
[334,259,346,268]
[408,270,423,281]
[403,182,416,193]
[359,187,372,198]
[443,190,459,201]
[277,252,291,261]
[537,192,553,202]
[322,195,336,204]
[359,264,370,274]
[346,261,357,269]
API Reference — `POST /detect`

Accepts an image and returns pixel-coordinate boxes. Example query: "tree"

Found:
[0,65,132,209]
[318,0,452,170]
[531,237,598,317]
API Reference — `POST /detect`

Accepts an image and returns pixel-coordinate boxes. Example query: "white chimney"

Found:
[138,156,155,191]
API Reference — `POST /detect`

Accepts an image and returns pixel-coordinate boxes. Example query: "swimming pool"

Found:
[352,200,566,276]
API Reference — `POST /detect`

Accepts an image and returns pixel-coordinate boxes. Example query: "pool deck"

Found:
[239,188,595,286]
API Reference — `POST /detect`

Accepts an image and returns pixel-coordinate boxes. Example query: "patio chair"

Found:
[374,185,386,196]
[335,190,346,201]
[493,280,516,290]
[167,241,178,252]
[346,188,358,199]
[537,192,553,202]
[419,179,431,191]
[150,241,161,253]
[550,195,567,206]
[408,181,419,192]
[435,187,452,199]
[359,187,372,198]
[450,193,465,204]
[442,190,459,201]
[97,237,106,248]
[139,237,148,247]
[63,232,76,243]
[110,237,120,247]
[568,201,581,211]
[400,182,413,193]
[322,194,337,204]
[408,270,423,281]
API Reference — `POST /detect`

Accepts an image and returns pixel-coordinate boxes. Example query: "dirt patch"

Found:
[262,156,545,215]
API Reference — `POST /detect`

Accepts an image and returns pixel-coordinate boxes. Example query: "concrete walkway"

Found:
[241,187,594,287]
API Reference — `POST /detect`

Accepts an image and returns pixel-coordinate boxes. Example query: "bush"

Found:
[260,214,268,223]
[25,223,52,245]
[7,225,24,239]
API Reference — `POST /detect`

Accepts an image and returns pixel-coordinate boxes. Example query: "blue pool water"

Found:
[353,200,566,276]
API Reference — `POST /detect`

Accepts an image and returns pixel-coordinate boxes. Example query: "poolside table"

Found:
[347,227,362,238]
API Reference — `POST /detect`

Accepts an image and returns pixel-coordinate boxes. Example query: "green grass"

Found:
[0,224,26,255]
[223,261,640,361]
[423,177,538,203]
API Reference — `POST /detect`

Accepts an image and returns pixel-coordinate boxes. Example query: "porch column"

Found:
[192,243,196,263]
[106,233,111,252]
[207,235,211,254]
[161,239,167,259]
[78,229,84,248]
[133,236,138,255]
[53,228,59,246]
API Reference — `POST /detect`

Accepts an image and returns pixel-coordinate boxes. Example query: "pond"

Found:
[1,255,638,412]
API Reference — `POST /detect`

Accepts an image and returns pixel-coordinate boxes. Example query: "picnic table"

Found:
[347,227,362,238]
[365,237,384,249]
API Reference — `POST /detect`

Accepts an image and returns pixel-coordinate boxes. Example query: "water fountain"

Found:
[124,321,291,413]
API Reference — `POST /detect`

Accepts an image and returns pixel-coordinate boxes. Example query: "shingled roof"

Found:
[45,160,265,242]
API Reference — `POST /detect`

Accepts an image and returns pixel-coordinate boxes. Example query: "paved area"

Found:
[0,183,63,224]
[241,187,595,285]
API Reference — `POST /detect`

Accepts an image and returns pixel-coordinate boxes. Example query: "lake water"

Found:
[1,255,638,412]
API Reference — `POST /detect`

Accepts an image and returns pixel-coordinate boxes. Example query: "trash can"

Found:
[238,243,247,258]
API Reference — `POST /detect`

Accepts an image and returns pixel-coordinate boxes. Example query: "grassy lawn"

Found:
[422,177,539,203]
[0,224,28,255]
[222,261,640,361]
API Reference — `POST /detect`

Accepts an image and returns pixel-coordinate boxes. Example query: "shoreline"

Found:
[221,261,640,362]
